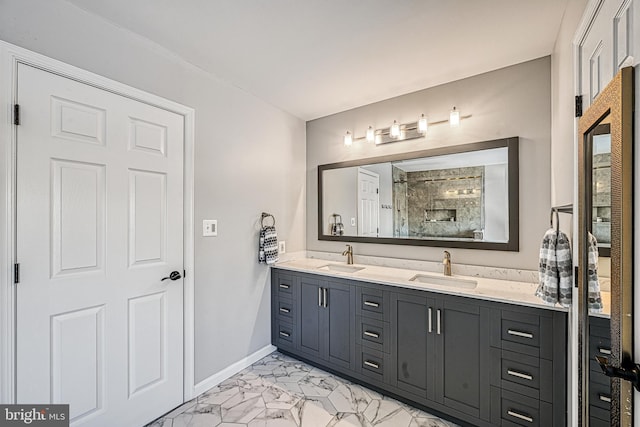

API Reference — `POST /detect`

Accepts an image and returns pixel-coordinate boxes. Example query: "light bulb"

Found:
[344,131,352,146]
[390,120,400,138]
[449,107,460,127]
[418,114,428,134]
[366,126,375,143]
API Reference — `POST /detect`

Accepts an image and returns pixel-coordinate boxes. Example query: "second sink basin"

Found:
[409,274,478,289]
[317,264,365,274]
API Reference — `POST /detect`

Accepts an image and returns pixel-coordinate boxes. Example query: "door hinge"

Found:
[575,95,583,117]
[13,104,20,125]
[376,188,379,194]
[14,263,19,284]
[183,269,186,278]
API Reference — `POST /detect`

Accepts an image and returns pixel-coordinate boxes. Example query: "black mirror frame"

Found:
[317,137,519,251]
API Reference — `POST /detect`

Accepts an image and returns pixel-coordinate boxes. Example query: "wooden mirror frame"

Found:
[578,66,634,426]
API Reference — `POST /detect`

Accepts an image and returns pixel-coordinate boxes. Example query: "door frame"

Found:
[0,41,197,404]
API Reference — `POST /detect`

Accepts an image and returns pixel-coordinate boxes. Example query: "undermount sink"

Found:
[409,274,478,289]
[317,264,366,274]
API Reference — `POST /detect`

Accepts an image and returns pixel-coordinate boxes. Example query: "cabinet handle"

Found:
[364,360,380,369]
[279,284,290,289]
[318,288,322,307]
[598,347,612,355]
[507,369,533,381]
[364,301,379,308]
[323,288,328,307]
[364,331,380,339]
[279,331,290,337]
[507,329,533,339]
[428,307,433,333]
[436,309,441,335]
[507,410,533,423]
[599,394,611,403]
[279,307,290,313]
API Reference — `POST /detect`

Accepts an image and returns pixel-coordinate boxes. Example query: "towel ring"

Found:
[261,212,275,228]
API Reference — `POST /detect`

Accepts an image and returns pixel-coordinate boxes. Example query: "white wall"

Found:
[322,167,358,236]
[0,0,306,384]
[307,57,552,270]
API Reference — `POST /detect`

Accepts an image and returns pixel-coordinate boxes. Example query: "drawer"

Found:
[589,334,612,361]
[492,349,552,402]
[357,347,385,382]
[502,319,540,348]
[589,380,611,411]
[275,276,294,297]
[356,316,389,353]
[496,310,554,359]
[589,316,611,338]
[589,415,610,427]
[357,287,389,321]
[275,322,295,348]
[500,390,552,427]
[590,404,610,423]
[277,299,294,321]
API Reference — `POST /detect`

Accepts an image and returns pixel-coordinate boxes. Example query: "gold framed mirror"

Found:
[578,66,634,426]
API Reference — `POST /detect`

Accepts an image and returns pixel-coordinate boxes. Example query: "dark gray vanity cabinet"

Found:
[272,270,356,373]
[391,289,492,421]
[589,316,611,426]
[271,268,567,427]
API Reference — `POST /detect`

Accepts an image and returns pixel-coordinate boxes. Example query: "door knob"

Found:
[595,355,640,392]
[161,271,182,281]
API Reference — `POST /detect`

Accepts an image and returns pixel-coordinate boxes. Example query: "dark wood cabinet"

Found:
[271,267,567,427]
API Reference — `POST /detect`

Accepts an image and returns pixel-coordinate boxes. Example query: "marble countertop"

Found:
[273,258,570,312]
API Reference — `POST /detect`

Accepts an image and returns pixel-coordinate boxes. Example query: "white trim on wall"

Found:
[193,345,277,397]
[0,40,197,403]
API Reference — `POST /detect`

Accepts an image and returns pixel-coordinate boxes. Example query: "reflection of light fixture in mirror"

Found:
[417,114,428,134]
[390,120,400,138]
[450,107,460,127]
[366,126,375,143]
[343,131,353,146]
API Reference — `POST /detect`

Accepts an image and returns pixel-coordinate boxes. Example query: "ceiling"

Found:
[67,0,570,120]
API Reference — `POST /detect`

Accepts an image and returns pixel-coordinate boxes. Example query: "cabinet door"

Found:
[324,280,355,370]
[393,292,436,400]
[297,276,324,359]
[434,297,491,420]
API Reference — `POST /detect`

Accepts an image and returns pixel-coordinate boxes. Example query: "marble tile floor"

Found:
[146,351,459,427]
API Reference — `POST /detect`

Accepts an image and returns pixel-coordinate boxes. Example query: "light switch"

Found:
[203,220,217,236]
[351,218,356,226]
[278,241,286,254]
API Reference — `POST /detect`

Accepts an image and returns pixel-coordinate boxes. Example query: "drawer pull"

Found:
[507,369,533,381]
[507,410,533,423]
[599,394,611,403]
[364,301,379,308]
[364,331,380,339]
[279,284,290,289]
[364,360,380,369]
[279,307,290,313]
[279,331,290,337]
[598,347,612,355]
[507,329,534,339]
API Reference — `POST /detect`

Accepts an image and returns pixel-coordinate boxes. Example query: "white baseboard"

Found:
[192,344,277,398]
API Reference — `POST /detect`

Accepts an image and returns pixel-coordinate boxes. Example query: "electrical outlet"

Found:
[278,241,286,254]
[202,220,217,236]
[351,218,356,226]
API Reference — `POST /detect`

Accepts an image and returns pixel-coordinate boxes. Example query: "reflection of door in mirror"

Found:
[357,168,379,237]
[578,67,633,427]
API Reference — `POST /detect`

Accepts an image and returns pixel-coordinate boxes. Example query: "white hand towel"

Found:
[587,232,603,313]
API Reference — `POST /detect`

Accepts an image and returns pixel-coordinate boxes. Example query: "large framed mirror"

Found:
[578,66,634,426]
[318,137,519,251]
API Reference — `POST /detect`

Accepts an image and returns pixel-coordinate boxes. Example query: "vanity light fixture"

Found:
[449,107,460,127]
[366,126,375,143]
[343,131,353,146]
[417,114,428,134]
[342,108,471,146]
[390,120,401,138]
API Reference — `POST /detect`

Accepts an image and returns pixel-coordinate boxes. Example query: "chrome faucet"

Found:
[443,251,452,276]
[342,245,354,265]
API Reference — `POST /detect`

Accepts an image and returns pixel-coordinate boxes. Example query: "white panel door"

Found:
[357,168,379,237]
[16,63,184,427]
